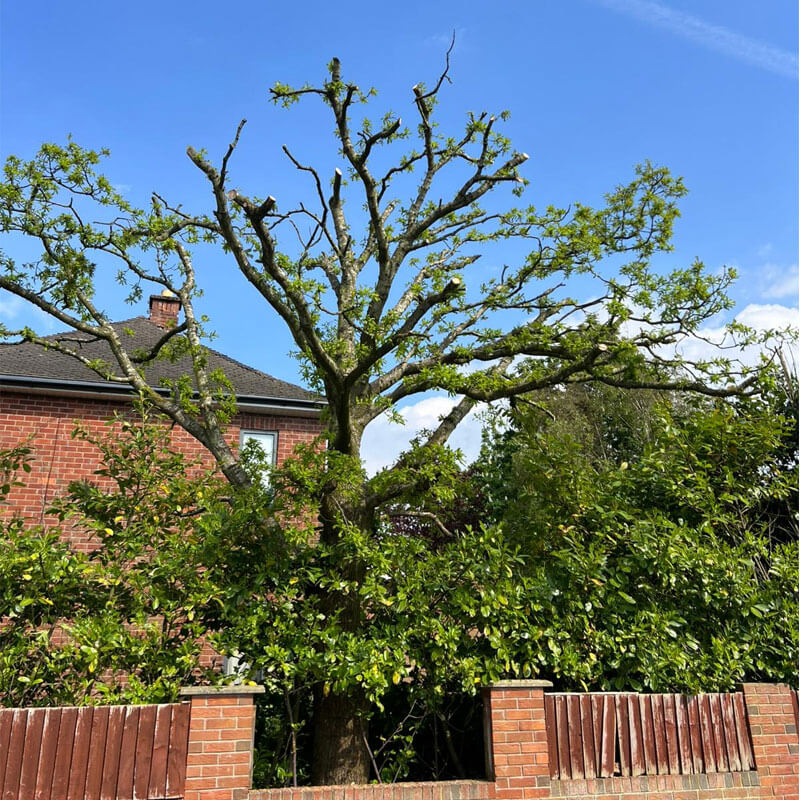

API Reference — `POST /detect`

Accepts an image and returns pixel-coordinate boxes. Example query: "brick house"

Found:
[0,292,325,548]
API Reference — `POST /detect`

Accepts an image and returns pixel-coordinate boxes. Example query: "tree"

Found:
[0,55,767,781]
[463,374,798,691]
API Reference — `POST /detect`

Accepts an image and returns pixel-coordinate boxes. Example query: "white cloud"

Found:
[757,263,799,301]
[0,294,24,320]
[0,292,58,332]
[736,303,798,332]
[677,303,798,367]
[593,0,798,79]
[361,396,485,475]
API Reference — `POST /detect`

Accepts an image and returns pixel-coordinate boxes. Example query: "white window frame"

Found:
[239,429,278,486]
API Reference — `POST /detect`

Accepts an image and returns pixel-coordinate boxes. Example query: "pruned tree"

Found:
[0,54,768,782]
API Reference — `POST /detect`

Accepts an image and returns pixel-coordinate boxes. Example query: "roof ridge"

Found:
[0,318,145,347]
[29,316,147,342]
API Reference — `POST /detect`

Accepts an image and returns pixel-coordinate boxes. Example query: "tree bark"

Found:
[310,688,371,784]
[309,424,375,785]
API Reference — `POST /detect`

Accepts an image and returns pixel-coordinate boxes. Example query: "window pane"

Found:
[242,431,275,462]
[241,431,276,486]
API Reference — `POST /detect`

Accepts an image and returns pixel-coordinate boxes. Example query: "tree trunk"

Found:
[310,688,371,784]
[310,419,373,784]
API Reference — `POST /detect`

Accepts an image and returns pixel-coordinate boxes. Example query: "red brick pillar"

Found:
[181,685,265,800]
[483,679,554,800]
[741,682,799,800]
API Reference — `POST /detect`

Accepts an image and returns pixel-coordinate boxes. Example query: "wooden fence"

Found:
[0,703,190,800]
[543,691,755,780]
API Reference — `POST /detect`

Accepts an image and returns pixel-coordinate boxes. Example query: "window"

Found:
[240,430,277,486]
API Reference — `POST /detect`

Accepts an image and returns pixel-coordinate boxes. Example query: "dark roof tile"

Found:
[0,317,320,405]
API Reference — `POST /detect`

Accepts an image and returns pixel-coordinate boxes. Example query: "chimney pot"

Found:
[148,291,181,328]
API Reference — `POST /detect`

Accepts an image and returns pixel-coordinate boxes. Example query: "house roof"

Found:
[0,316,323,414]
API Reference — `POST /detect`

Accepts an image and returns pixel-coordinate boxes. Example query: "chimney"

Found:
[148,290,181,328]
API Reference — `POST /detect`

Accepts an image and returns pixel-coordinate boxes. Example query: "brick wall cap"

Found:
[736,681,790,691]
[486,679,554,689]
[179,684,266,696]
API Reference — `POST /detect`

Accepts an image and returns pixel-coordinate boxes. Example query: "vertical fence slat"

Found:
[116,707,140,800]
[134,705,157,800]
[567,695,584,779]
[20,707,46,800]
[600,695,616,777]
[50,707,78,800]
[674,696,692,774]
[544,694,558,778]
[34,708,61,800]
[792,689,798,729]
[579,695,596,779]
[100,705,126,800]
[627,695,644,777]
[732,692,754,771]
[591,694,604,777]
[84,707,109,800]
[686,696,704,774]
[4,708,28,800]
[148,705,172,798]
[698,695,717,773]
[663,695,680,775]
[67,707,94,800]
[615,694,631,776]
[709,694,729,772]
[651,694,669,774]
[0,709,14,798]
[721,693,741,772]
[554,695,570,780]
[165,704,190,799]
[639,695,657,775]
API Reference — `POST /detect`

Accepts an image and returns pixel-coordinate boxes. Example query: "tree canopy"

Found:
[0,56,782,783]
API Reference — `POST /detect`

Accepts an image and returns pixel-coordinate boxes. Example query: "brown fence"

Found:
[0,702,190,800]
[791,687,798,728]
[543,691,755,780]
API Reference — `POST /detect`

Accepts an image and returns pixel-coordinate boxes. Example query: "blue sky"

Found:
[1,1,797,470]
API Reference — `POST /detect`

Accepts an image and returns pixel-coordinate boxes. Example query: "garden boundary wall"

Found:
[0,683,796,800]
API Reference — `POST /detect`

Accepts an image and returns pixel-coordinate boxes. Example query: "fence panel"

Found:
[0,702,190,800]
[546,691,755,780]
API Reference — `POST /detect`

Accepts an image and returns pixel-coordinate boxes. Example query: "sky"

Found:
[1,0,797,473]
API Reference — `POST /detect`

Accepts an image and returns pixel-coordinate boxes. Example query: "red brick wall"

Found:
[483,681,552,800]
[741,683,799,800]
[182,686,263,800]
[249,783,495,800]
[0,391,323,548]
